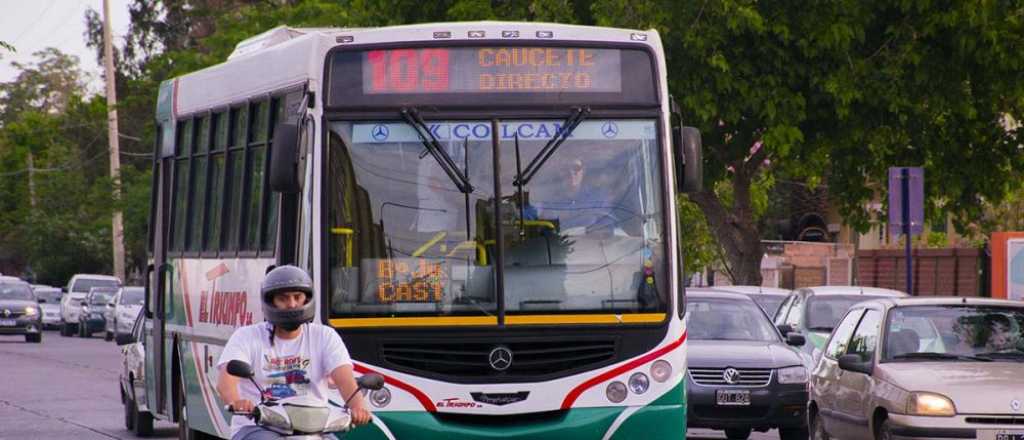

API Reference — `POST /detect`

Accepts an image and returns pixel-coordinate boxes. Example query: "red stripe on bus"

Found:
[560,331,686,410]
[179,262,194,327]
[353,363,437,412]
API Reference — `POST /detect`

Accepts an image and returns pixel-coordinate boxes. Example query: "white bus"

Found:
[137,21,702,439]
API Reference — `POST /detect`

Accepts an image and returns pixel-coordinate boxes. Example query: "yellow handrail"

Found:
[446,240,488,265]
[412,231,447,257]
[330,227,354,267]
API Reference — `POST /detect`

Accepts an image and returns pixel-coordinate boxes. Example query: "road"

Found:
[0,330,777,440]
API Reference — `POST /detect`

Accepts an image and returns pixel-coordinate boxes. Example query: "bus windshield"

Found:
[327,119,667,320]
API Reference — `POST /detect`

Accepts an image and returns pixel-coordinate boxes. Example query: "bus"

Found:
[139,21,703,439]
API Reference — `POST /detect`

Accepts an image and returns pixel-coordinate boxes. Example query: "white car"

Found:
[30,285,63,329]
[105,286,143,341]
[60,274,120,337]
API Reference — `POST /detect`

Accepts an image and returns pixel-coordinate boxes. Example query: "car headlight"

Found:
[24,307,38,316]
[907,392,956,416]
[777,366,809,384]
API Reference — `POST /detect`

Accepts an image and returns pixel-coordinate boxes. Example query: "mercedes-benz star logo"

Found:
[371,124,390,142]
[2,309,10,317]
[601,121,619,139]
[488,346,513,371]
[1012,399,1021,412]
[723,367,741,385]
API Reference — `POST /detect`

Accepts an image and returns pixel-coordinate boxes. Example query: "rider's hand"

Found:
[229,398,255,414]
[349,402,372,426]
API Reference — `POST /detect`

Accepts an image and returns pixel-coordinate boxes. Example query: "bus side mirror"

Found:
[676,126,703,194]
[269,122,300,193]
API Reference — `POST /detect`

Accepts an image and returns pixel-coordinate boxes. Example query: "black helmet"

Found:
[261,265,315,329]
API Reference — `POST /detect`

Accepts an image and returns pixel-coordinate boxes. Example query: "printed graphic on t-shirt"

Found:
[263,353,312,399]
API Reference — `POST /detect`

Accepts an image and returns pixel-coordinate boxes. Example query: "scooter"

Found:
[225,360,384,439]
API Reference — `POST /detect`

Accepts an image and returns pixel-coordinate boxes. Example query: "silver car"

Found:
[31,285,63,329]
[809,297,1024,440]
[104,286,143,342]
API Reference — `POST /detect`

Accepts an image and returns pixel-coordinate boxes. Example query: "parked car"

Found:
[31,285,63,329]
[773,286,906,360]
[61,274,120,336]
[809,296,1024,440]
[0,278,43,343]
[686,289,809,440]
[118,310,153,436]
[77,287,117,338]
[105,286,143,342]
[712,286,792,317]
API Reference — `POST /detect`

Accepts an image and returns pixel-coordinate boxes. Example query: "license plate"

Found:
[716,389,750,406]
[980,430,1024,440]
[0,319,16,326]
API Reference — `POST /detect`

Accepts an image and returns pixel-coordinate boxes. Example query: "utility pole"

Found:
[103,0,126,282]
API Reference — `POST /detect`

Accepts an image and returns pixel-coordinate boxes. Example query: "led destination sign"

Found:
[327,45,658,107]
[362,47,622,94]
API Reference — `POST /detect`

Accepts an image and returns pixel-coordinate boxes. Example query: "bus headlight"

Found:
[606,381,627,403]
[629,372,650,395]
[650,360,672,383]
[369,387,391,408]
[908,392,956,416]
[777,366,808,384]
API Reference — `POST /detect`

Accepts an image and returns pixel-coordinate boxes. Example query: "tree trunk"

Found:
[689,167,764,285]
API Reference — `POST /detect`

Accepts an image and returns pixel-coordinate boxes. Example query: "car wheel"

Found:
[124,391,136,431]
[875,419,893,440]
[133,391,154,437]
[810,410,830,440]
[725,428,751,440]
[105,331,113,342]
[61,322,71,337]
[25,333,41,343]
[780,427,809,440]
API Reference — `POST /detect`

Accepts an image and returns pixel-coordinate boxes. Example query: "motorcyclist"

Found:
[216,265,372,439]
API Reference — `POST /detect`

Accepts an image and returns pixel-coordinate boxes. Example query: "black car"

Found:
[686,289,808,440]
[78,287,116,338]
[0,279,43,343]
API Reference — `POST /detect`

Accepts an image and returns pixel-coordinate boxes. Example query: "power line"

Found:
[11,0,58,46]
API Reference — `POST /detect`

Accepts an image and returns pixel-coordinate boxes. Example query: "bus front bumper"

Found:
[341,404,686,440]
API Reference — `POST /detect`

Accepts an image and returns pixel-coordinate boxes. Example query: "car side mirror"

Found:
[79,300,87,306]
[115,332,136,346]
[227,360,255,379]
[777,324,794,337]
[786,332,806,347]
[837,353,874,375]
[37,298,46,303]
[269,122,300,193]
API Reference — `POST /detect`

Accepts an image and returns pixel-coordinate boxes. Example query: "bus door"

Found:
[146,153,173,416]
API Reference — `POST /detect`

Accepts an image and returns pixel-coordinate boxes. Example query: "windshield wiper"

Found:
[401,108,474,193]
[891,352,992,362]
[512,106,590,187]
[973,351,1024,361]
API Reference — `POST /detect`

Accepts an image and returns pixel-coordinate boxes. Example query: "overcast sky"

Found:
[0,0,132,93]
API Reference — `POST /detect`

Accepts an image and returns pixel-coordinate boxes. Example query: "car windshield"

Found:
[747,294,785,317]
[120,288,144,305]
[73,278,118,293]
[688,297,780,342]
[884,305,1024,361]
[33,289,61,303]
[0,283,34,300]
[326,119,667,320]
[805,295,886,331]
[89,291,114,305]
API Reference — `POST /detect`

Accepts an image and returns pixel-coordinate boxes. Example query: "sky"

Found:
[0,0,132,93]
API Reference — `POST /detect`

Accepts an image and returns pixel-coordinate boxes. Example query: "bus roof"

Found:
[168,22,663,118]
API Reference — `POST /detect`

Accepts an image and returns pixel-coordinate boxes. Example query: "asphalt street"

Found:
[0,330,777,440]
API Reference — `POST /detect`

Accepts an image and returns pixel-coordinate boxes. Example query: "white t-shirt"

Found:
[217,323,353,437]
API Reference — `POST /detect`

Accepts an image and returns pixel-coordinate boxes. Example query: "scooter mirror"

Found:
[227,360,255,379]
[357,374,385,391]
